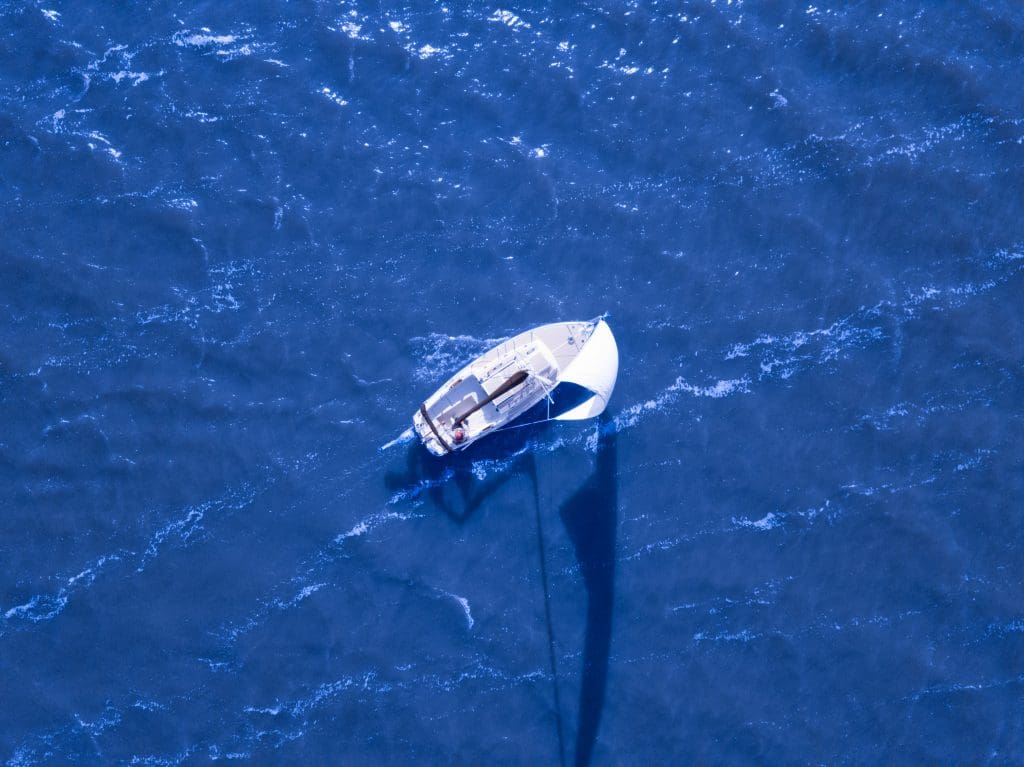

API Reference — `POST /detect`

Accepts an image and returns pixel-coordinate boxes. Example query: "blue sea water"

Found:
[2,0,1023,764]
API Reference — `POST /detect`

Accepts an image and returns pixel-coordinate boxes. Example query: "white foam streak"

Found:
[386,471,454,505]
[335,510,417,543]
[628,501,837,562]
[489,10,530,29]
[175,32,238,47]
[614,376,749,431]
[909,673,1024,702]
[3,554,122,624]
[409,332,507,382]
[247,658,544,724]
[693,629,759,643]
[731,512,781,531]
[435,589,474,629]
[138,486,256,572]
[725,316,883,367]
[172,29,266,60]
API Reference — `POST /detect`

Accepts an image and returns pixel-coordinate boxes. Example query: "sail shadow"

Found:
[559,417,618,767]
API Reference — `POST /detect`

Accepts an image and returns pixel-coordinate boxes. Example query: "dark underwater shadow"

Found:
[382,414,618,767]
[382,416,552,522]
[559,416,617,767]
[382,382,597,520]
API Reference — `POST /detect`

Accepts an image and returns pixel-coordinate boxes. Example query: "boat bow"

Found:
[553,319,619,421]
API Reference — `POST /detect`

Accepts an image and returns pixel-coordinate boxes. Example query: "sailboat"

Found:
[412,318,619,456]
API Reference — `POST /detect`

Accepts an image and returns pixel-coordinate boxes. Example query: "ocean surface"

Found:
[2,1,1023,764]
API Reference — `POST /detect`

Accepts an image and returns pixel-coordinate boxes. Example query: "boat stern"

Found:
[413,404,457,457]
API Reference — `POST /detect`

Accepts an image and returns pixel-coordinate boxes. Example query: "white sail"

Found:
[553,319,619,421]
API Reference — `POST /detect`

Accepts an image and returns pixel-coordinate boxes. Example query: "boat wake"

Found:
[379,427,415,452]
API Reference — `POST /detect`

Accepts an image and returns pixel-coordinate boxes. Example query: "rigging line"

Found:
[494,414,556,433]
[531,368,557,405]
[531,452,567,767]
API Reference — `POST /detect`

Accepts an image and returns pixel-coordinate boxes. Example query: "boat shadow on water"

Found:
[383,417,549,521]
[383,415,618,767]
